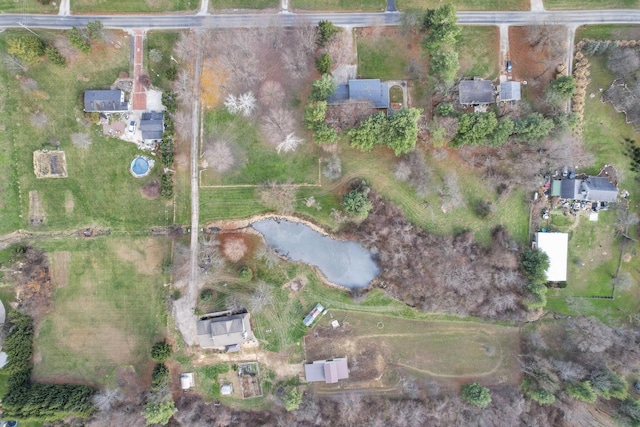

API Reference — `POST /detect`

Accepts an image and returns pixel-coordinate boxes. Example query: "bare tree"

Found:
[261,108,295,147]
[222,237,248,262]
[282,47,309,81]
[247,281,274,314]
[607,47,640,77]
[198,235,225,273]
[276,133,304,154]
[525,24,566,60]
[258,80,285,108]
[203,141,235,173]
[256,180,298,214]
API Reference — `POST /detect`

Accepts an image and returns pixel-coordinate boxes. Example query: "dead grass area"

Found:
[49,251,71,288]
[109,237,165,275]
[64,190,74,214]
[33,150,68,178]
[217,232,260,263]
[304,310,521,390]
[509,26,566,106]
[32,238,169,386]
[28,190,46,226]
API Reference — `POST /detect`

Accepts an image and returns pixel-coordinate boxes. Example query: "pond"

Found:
[252,219,380,289]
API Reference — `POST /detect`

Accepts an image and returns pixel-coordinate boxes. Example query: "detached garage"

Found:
[535,232,569,282]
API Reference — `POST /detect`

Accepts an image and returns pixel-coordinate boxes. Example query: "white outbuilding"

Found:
[535,232,569,282]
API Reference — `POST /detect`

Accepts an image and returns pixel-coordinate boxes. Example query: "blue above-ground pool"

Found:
[131,156,149,177]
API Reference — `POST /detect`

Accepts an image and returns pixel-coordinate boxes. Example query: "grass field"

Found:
[72,0,195,12]
[210,0,279,8]
[32,237,169,386]
[357,32,411,80]
[0,0,57,13]
[458,26,499,80]
[544,0,640,10]
[200,109,319,186]
[397,0,528,11]
[576,25,640,41]
[0,31,171,232]
[306,310,521,387]
[291,0,383,11]
[146,31,180,90]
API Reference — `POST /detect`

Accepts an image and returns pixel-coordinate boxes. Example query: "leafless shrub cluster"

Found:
[394,150,432,198]
[322,153,342,181]
[344,192,527,320]
[256,180,298,214]
[198,235,225,273]
[203,140,235,173]
[525,24,567,61]
[222,236,248,262]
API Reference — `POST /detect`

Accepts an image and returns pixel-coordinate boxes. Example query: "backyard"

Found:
[0,30,171,232]
[31,237,169,386]
[305,310,522,389]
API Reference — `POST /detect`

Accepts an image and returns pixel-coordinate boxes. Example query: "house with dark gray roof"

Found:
[196,312,254,351]
[304,358,349,384]
[140,111,164,142]
[500,81,521,102]
[459,79,494,105]
[559,176,618,202]
[329,79,389,109]
[83,90,129,113]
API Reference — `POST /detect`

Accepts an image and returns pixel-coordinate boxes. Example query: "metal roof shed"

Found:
[500,81,521,101]
[535,232,568,282]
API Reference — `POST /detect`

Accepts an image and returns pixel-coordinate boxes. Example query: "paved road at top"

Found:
[4,10,640,30]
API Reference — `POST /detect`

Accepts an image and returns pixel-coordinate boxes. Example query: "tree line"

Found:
[2,311,96,421]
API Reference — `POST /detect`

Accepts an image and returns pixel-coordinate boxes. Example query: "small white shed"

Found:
[180,373,195,391]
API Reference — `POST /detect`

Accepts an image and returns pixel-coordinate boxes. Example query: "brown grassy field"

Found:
[305,310,521,390]
[32,238,169,386]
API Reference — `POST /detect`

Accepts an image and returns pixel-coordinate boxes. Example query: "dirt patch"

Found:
[238,362,263,399]
[11,247,53,319]
[110,238,165,275]
[509,26,566,107]
[141,180,161,200]
[71,132,92,149]
[49,251,70,288]
[33,150,68,178]
[64,191,75,214]
[283,276,307,293]
[30,111,49,129]
[28,190,46,226]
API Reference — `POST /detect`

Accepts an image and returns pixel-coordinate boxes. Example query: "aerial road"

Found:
[2,9,640,30]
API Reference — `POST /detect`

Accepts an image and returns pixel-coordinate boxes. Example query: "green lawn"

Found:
[544,0,640,10]
[397,0,528,11]
[576,25,640,41]
[0,63,21,234]
[458,26,499,80]
[0,0,57,13]
[291,0,383,11]
[72,0,195,12]
[200,109,319,186]
[32,237,169,386]
[357,34,410,80]
[146,31,180,90]
[200,187,268,223]
[0,31,171,232]
[210,0,278,8]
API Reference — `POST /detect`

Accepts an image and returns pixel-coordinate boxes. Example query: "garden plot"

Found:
[239,362,263,399]
[33,150,68,178]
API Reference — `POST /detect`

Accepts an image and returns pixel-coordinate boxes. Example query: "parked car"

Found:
[506,60,512,72]
[127,120,136,134]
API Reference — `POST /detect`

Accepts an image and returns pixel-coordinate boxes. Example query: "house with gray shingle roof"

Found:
[83,90,129,113]
[140,111,164,142]
[329,79,389,109]
[559,176,618,203]
[196,312,254,351]
[459,79,494,105]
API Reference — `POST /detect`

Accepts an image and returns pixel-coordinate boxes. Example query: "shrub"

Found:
[68,27,91,53]
[343,181,372,217]
[7,36,45,64]
[520,247,550,285]
[315,53,332,74]
[284,387,303,411]
[317,20,339,46]
[161,172,174,199]
[45,45,66,66]
[238,266,253,282]
[151,339,173,362]
[566,380,597,403]
[165,66,178,81]
[151,364,170,390]
[143,401,177,426]
[461,382,492,408]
